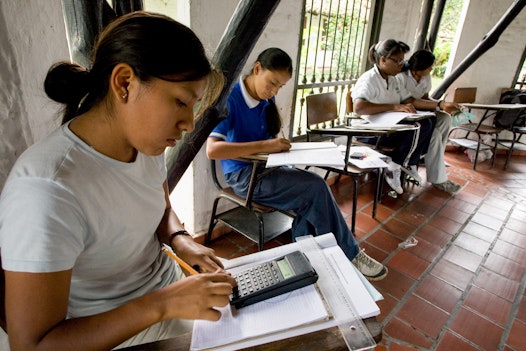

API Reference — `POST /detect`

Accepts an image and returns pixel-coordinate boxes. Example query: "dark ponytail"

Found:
[44,62,92,123]
[252,48,293,138]
[407,50,435,71]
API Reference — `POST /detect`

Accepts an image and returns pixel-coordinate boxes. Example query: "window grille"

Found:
[292,0,376,137]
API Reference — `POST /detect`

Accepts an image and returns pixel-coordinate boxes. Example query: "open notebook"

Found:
[361,110,434,126]
[190,234,382,351]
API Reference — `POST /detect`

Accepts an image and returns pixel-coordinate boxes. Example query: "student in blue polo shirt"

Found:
[206,48,387,281]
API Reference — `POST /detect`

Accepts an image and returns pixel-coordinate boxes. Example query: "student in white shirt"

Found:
[353,39,438,194]
[397,50,461,193]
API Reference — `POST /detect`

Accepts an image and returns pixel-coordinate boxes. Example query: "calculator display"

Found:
[276,257,294,279]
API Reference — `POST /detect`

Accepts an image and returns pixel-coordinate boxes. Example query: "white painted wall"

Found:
[380,0,423,47]
[0,0,68,190]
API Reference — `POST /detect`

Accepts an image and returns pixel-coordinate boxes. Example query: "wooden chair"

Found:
[448,87,504,170]
[305,92,385,233]
[453,87,477,104]
[205,159,294,251]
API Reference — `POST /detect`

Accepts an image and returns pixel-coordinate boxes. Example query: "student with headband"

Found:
[397,50,462,193]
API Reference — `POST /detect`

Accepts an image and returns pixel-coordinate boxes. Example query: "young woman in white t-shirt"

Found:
[0,12,236,351]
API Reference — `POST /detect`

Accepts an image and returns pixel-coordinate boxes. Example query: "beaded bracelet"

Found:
[169,230,191,243]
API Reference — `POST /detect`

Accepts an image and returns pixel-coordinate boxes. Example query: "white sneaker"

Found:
[433,180,461,194]
[385,162,403,194]
[352,249,388,281]
[401,165,422,183]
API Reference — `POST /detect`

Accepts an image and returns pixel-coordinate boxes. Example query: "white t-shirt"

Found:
[397,70,431,99]
[0,122,179,318]
[352,65,412,104]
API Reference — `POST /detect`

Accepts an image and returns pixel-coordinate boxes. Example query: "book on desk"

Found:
[361,110,434,126]
[190,233,382,351]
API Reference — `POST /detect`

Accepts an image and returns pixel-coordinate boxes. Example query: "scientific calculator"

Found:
[230,250,318,309]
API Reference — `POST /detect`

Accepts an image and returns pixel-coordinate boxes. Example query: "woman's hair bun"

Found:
[44,61,90,104]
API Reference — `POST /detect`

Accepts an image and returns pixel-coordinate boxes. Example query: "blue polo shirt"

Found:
[210,79,273,174]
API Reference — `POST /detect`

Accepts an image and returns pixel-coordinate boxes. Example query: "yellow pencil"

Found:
[161,244,199,275]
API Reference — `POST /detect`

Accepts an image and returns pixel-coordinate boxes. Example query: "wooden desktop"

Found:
[120,318,382,351]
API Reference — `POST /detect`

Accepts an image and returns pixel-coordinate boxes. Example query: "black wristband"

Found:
[169,230,191,243]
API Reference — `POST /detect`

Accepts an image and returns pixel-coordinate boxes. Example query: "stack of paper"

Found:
[266,142,345,168]
[362,110,434,126]
[190,233,382,351]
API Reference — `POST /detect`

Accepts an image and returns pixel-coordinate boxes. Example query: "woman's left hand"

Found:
[171,235,226,273]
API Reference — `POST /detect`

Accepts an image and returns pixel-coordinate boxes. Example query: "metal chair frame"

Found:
[205,159,294,251]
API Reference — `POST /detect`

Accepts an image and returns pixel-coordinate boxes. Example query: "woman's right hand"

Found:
[158,272,236,321]
[263,138,291,154]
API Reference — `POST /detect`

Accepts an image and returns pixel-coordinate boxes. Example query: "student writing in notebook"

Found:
[352,39,443,195]
[397,50,462,193]
[0,12,236,351]
[206,48,387,281]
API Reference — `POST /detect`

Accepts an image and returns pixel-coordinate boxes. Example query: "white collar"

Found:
[239,76,262,109]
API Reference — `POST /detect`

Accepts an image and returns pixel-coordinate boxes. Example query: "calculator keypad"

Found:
[234,262,282,298]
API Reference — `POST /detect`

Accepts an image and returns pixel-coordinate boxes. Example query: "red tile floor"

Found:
[204,148,526,351]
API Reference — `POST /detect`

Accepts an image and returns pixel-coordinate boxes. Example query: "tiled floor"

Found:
[204,148,526,351]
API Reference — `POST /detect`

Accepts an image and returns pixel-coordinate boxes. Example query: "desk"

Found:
[307,126,400,231]
[120,319,382,351]
[461,103,526,112]
[122,233,383,351]
[450,103,526,169]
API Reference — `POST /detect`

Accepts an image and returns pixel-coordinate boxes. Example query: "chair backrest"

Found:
[306,92,338,126]
[210,159,269,211]
[346,91,354,115]
[453,87,477,103]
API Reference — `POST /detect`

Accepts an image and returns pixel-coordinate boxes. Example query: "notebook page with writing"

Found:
[190,284,329,351]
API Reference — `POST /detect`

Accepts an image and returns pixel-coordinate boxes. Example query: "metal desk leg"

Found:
[372,168,383,218]
[351,176,358,235]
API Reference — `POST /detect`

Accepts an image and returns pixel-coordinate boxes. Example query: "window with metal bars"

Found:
[291,0,377,138]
